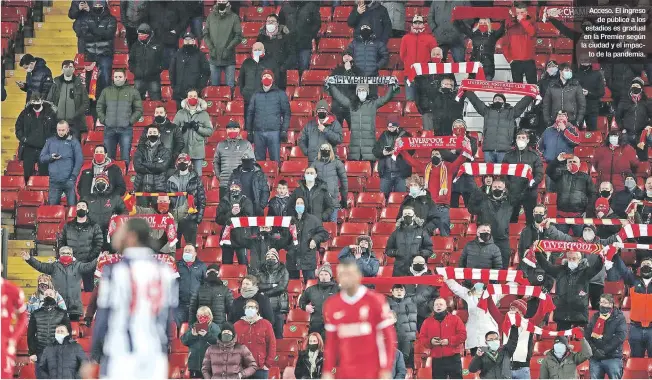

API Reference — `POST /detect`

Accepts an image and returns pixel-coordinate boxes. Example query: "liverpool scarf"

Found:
[361,275,444,286]
[107,214,177,245]
[94,253,180,279]
[547,218,628,225]
[407,62,485,84]
[618,224,652,240]
[591,314,609,339]
[130,192,198,214]
[434,267,529,285]
[456,79,541,101]
[88,66,99,100]
[505,312,584,339]
[477,284,556,314]
[451,6,512,20]
[453,163,534,186]
[220,216,298,246]
[325,75,398,85]
[393,136,473,160]
[522,240,604,268]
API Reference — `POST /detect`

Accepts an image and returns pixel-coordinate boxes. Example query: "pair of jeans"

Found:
[288,270,315,284]
[439,43,466,63]
[432,204,451,236]
[95,55,114,95]
[82,270,94,292]
[191,159,203,177]
[511,367,531,379]
[380,175,407,198]
[329,207,339,222]
[431,354,462,379]
[104,127,133,167]
[253,131,281,163]
[556,223,584,237]
[589,358,623,379]
[22,146,48,181]
[582,112,598,131]
[510,60,538,84]
[589,284,604,310]
[209,64,236,88]
[175,303,189,326]
[177,217,198,247]
[297,49,312,72]
[222,246,248,265]
[493,237,511,269]
[629,323,652,358]
[273,312,285,339]
[483,150,506,164]
[405,83,416,101]
[134,79,162,100]
[251,369,269,379]
[48,180,76,205]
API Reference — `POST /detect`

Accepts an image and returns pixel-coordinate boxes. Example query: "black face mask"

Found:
[242,159,254,170]
[600,190,611,198]
[43,296,56,306]
[433,310,447,321]
[154,116,166,124]
[317,111,328,119]
[230,190,241,198]
[388,130,399,136]
[479,232,491,242]
[580,64,592,70]
[95,183,108,193]
[632,87,642,95]
[441,88,453,94]
[403,215,413,225]
[320,149,330,158]
[492,189,504,198]
[360,29,372,40]
[533,214,545,224]
[38,283,49,292]
[431,156,441,165]
[412,264,425,272]
[491,102,503,109]
[183,44,197,52]
[308,343,319,351]
[217,3,227,11]
[93,6,104,14]
[177,163,189,171]
[641,265,652,278]
[599,305,612,315]
[206,272,220,283]
[266,259,277,266]
[57,134,68,140]
[76,209,87,218]
[148,135,159,143]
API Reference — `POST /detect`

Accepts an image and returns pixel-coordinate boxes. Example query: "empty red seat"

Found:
[377,101,403,116]
[283,323,309,341]
[332,6,353,22]
[290,101,315,117]
[293,86,322,100]
[241,21,263,37]
[4,160,25,177]
[535,37,553,53]
[226,100,245,115]
[321,22,353,38]
[344,161,372,177]
[347,207,378,223]
[574,146,595,159]
[112,53,128,68]
[449,208,471,222]
[339,222,370,236]
[219,264,247,279]
[37,205,66,223]
[371,222,395,235]
[17,190,45,207]
[197,247,222,263]
[554,38,574,53]
[26,176,49,191]
[2,176,26,191]
[379,206,400,222]
[202,86,232,101]
[280,161,307,176]
[431,236,455,253]
[356,192,386,208]
[623,358,652,379]
[36,222,63,244]
[287,308,310,323]
[331,235,358,249]
[0,191,18,211]
[240,6,276,21]
[318,38,349,53]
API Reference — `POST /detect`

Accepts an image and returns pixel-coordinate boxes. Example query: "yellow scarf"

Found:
[425,162,448,195]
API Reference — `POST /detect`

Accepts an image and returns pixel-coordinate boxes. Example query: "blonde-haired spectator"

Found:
[27,274,67,316]
[181,306,221,379]
[294,332,325,379]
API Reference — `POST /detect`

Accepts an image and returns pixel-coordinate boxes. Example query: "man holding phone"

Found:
[373,121,412,199]
[537,110,580,192]
[39,121,83,205]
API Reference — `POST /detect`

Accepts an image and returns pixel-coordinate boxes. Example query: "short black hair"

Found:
[61,60,75,68]
[516,129,529,138]
[76,200,88,207]
[126,218,152,246]
[186,88,199,97]
[513,2,527,9]
[146,125,160,133]
[485,331,499,339]
[94,144,107,152]
[558,62,572,71]
[277,180,288,186]
[19,54,35,67]
[113,68,126,75]
[266,13,279,22]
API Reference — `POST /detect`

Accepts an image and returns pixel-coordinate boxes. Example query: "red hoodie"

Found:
[503,16,536,62]
[591,144,639,192]
[418,312,467,358]
[399,31,438,73]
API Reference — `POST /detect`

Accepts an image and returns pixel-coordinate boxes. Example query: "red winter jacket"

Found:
[399,32,438,73]
[503,16,536,62]
[234,318,277,369]
[401,152,468,205]
[418,312,467,358]
[591,144,639,192]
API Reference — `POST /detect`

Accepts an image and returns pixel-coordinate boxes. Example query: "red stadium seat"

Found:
[318,38,349,53]
[4,160,25,176]
[197,248,222,263]
[344,161,371,177]
[339,222,370,236]
[300,70,329,86]
[379,206,400,222]
[0,191,18,211]
[204,235,221,248]
[283,324,309,341]
[36,205,66,223]
[319,6,332,21]
[290,100,315,116]
[332,6,353,22]
[331,235,358,249]
[535,37,553,54]
[25,176,49,191]
[387,192,405,205]
[377,101,403,117]
[554,38,574,53]
[371,222,395,236]
[240,6,276,21]
[623,358,652,379]
[449,208,471,222]
[202,86,232,101]
[219,264,247,279]
[36,222,63,244]
[280,161,307,176]
[241,21,263,37]
[320,22,353,38]
[293,86,322,100]
[356,192,386,208]
[226,100,245,115]
[347,207,378,223]
[310,53,338,70]
[17,190,45,207]
[1,176,26,191]
[287,308,310,323]
[536,22,560,37]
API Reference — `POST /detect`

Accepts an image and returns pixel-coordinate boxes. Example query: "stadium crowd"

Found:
[2,0,652,379]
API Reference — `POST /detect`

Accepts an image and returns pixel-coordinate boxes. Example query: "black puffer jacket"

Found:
[585,308,627,360]
[466,92,532,152]
[414,73,456,115]
[575,66,605,115]
[229,164,270,216]
[215,194,254,226]
[278,2,321,51]
[455,21,505,78]
[256,261,290,314]
[502,147,544,199]
[286,213,330,271]
[615,94,652,136]
[15,102,57,149]
[167,169,207,223]
[76,8,117,59]
[313,156,348,207]
[21,57,53,100]
[346,37,388,77]
[59,220,104,263]
[387,296,418,342]
[328,64,363,117]
[288,179,335,222]
[373,128,412,179]
[120,0,149,28]
[256,26,295,71]
[536,253,603,324]
[139,120,185,170]
[133,140,172,193]
[347,1,392,44]
[405,270,440,320]
[238,56,280,103]
[232,228,292,271]
[299,281,339,329]
[468,187,515,241]
[189,279,234,325]
[39,336,87,379]
[148,1,187,47]
[85,192,128,236]
[397,192,438,235]
[459,237,503,269]
[267,196,289,217]
[169,45,211,101]
[386,216,434,277]
[429,89,464,135]
[27,303,70,356]
[604,63,644,101]
[246,86,291,134]
[129,36,164,81]
[542,78,586,126]
[546,159,597,214]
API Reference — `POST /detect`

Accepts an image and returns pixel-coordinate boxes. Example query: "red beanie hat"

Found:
[261,69,274,80]
[595,198,610,214]
[510,299,528,315]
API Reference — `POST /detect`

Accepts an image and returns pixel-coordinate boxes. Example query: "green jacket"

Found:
[180,322,220,371]
[46,74,89,131]
[202,7,243,66]
[172,98,214,159]
[540,338,592,379]
[96,84,143,128]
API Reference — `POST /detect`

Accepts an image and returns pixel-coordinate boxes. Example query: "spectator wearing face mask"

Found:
[176,244,207,326]
[85,174,128,238]
[542,63,586,127]
[441,124,478,210]
[611,173,645,218]
[346,22,389,83]
[216,181,254,265]
[537,110,580,192]
[246,69,290,163]
[419,298,467,379]
[40,120,83,205]
[268,180,291,217]
[294,332,324,379]
[202,323,258,379]
[286,197,330,281]
[598,181,614,202]
[230,275,275,326]
[299,264,340,337]
[328,53,363,127]
[460,224,503,269]
[546,154,597,236]
[173,89,214,175]
[431,77,465,135]
[138,105,185,176]
[27,275,67,316]
[338,235,380,278]
[170,32,211,109]
[299,100,344,166]
[134,125,172,195]
[403,256,439,331]
[536,250,604,330]
[575,57,605,131]
[239,43,280,121]
[326,80,399,161]
[386,207,434,276]
[457,18,505,81]
[131,195,178,254]
[288,168,335,223]
[189,264,234,325]
[413,48,456,127]
[427,0,468,63]
[46,60,89,140]
[373,121,413,199]
[203,0,242,90]
[396,174,439,235]
[348,0,392,44]
[592,131,639,192]
[68,1,91,53]
[539,335,592,379]
[96,69,143,168]
[466,91,533,164]
[128,23,164,100]
[15,93,57,181]
[18,54,53,103]
[257,13,295,88]
[278,0,321,73]
[181,306,221,379]
[76,0,116,94]
[534,61,560,134]
[22,247,97,321]
[605,63,644,111]
[76,144,126,199]
[503,3,537,84]
[59,200,103,291]
[469,328,519,379]
[229,153,270,216]
[213,121,254,198]
[254,249,290,338]
[400,16,437,100]
[119,0,149,48]
[616,77,652,154]
[584,294,627,379]
[313,143,348,222]
[640,175,652,225]
[38,324,88,379]
[386,284,417,368]
[168,154,207,245]
[468,178,516,268]
[235,299,277,378]
[502,130,544,224]
[146,1,186,69]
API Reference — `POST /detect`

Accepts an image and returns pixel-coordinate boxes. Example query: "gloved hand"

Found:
[181,123,188,133]
[192,121,200,131]
[593,348,606,360]
[280,131,288,143]
[84,317,93,327]
[340,199,348,209]
[247,131,255,143]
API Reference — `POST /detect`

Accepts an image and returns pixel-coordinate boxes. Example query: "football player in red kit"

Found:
[322,261,397,379]
[1,270,28,378]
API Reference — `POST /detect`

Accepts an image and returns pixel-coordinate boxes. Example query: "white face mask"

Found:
[647,190,652,197]
[567,261,579,271]
[583,231,595,242]
[553,343,567,358]
[358,91,367,101]
[609,136,619,146]
[55,333,67,344]
[516,140,528,150]
[305,174,316,182]
[253,50,263,62]
[266,24,277,33]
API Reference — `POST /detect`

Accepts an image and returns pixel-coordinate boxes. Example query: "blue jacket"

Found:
[338,246,380,277]
[536,124,580,163]
[246,86,291,134]
[392,349,406,379]
[39,135,83,183]
[346,37,389,77]
[176,258,207,306]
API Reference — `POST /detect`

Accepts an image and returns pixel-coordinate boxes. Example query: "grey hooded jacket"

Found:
[173,98,214,159]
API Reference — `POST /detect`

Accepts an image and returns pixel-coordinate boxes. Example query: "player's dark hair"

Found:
[126,218,152,246]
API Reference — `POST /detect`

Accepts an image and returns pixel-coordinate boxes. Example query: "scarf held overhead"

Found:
[454,163,534,185]
[618,224,652,240]
[435,267,529,285]
[406,62,485,84]
[325,75,398,85]
[393,136,473,160]
[505,312,584,340]
[477,284,556,314]
[107,214,177,245]
[456,79,541,101]
[547,218,628,225]
[522,240,605,268]
[220,216,298,246]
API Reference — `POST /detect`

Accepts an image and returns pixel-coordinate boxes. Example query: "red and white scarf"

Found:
[618,224,652,240]
[504,312,584,339]
[640,128,651,145]
[220,216,298,246]
[94,253,180,279]
[132,192,198,213]
[434,267,529,285]
[108,214,177,246]
[453,163,534,186]
[547,218,628,225]
[477,284,556,314]
[393,136,473,160]
[406,62,485,84]
[522,240,605,268]
[361,275,445,286]
[612,243,652,250]
[455,79,541,101]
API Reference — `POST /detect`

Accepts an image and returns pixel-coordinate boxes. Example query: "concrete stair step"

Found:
[5,278,37,289]
[6,240,36,250]
[25,46,77,57]
[25,36,78,47]
[44,6,75,16]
